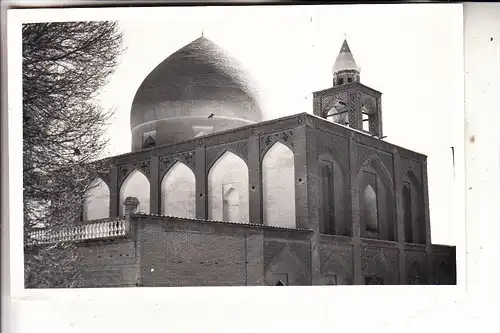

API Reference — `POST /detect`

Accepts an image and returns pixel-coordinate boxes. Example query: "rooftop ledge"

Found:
[104,112,427,161]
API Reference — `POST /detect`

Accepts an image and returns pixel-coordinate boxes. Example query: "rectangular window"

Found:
[347,77,352,83]
[362,113,370,132]
[338,78,344,85]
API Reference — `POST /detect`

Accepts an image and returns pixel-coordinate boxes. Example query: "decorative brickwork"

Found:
[159,150,196,179]
[206,139,248,172]
[118,160,151,187]
[259,130,294,158]
[361,246,399,284]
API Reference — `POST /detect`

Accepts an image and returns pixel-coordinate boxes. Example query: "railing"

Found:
[26,219,130,245]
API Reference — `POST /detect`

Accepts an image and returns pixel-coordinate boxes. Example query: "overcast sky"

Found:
[84,4,464,245]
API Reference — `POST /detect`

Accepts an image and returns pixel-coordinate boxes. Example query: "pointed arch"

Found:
[119,169,150,216]
[264,246,305,286]
[363,184,378,232]
[262,142,296,228]
[357,154,396,241]
[318,151,349,236]
[402,170,425,244]
[83,177,110,221]
[161,161,196,218]
[208,151,249,223]
[407,261,423,284]
[208,148,248,173]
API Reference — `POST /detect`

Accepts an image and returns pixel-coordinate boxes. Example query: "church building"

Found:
[28,36,456,287]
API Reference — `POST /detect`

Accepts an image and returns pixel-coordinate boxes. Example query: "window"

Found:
[338,78,344,85]
[362,113,370,132]
[363,183,379,232]
[276,280,285,286]
[347,77,352,83]
[142,130,157,149]
[143,136,156,148]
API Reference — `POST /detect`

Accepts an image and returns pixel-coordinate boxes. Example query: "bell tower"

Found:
[313,39,384,138]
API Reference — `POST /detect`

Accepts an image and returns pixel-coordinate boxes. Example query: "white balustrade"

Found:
[26,219,130,245]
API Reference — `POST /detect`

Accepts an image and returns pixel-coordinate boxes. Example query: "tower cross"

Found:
[343,32,348,39]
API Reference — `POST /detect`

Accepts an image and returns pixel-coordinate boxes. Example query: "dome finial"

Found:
[201,29,204,37]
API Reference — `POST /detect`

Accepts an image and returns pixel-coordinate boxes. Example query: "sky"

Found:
[91,4,463,246]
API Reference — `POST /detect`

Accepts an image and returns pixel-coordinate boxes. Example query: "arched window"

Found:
[83,177,110,221]
[276,280,285,286]
[321,164,334,234]
[161,162,196,218]
[262,142,296,228]
[208,151,249,223]
[143,136,156,148]
[363,184,379,232]
[358,157,395,241]
[402,171,425,244]
[119,169,150,216]
[142,130,156,149]
[319,160,336,234]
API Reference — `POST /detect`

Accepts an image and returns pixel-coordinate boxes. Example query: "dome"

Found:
[332,39,360,74]
[130,36,262,151]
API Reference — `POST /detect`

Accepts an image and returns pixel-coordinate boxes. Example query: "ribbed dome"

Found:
[131,36,262,130]
[332,39,360,74]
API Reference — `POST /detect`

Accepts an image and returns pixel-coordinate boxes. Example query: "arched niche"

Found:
[318,152,349,236]
[119,169,150,216]
[208,151,249,223]
[402,171,426,244]
[407,261,424,285]
[83,177,110,221]
[262,142,296,228]
[161,161,196,218]
[357,156,395,241]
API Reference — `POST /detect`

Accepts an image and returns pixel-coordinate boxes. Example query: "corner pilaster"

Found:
[393,149,406,284]
[349,136,363,285]
[422,158,434,283]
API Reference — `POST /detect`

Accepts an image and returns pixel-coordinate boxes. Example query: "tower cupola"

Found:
[313,39,384,138]
[332,39,360,86]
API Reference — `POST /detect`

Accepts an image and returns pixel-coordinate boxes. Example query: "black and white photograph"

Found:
[15,4,463,289]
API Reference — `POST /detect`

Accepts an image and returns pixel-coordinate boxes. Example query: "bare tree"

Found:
[23,22,124,288]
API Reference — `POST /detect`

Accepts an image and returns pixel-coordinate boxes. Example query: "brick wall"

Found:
[134,215,312,287]
[319,235,354,285]
[78,239,139,288]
